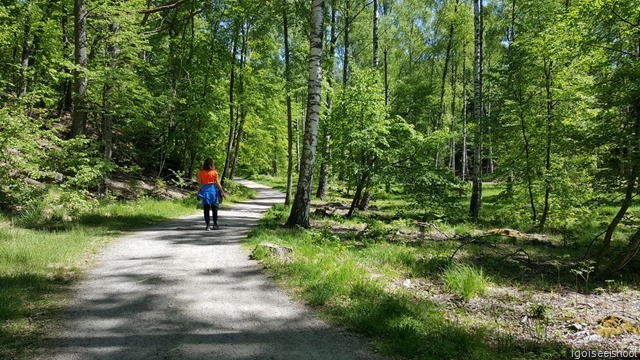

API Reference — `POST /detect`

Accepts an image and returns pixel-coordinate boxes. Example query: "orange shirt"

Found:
[198,169,218,185]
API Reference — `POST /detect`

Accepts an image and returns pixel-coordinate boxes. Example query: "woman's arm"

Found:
[213,172,225,194]
[215,178,225,193]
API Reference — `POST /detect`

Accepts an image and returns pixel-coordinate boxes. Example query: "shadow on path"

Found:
[39,179,385,360]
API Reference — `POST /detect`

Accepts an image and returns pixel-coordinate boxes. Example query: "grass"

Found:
[0,199,197,359]
[443,264,490,300]
[244,173,292,193]
[246,205,565,360]
[243,177,640,359]
[0,180,256,360]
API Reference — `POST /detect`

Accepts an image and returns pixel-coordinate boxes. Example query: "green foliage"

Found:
[46,136,114,189]
[330,68,391,189]
[443,264,490,300]
[402,167,467,221]
[570,260,595,291]
[0,107,46,212]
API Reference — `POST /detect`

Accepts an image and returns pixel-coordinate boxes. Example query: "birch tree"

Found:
[286,0,325,228]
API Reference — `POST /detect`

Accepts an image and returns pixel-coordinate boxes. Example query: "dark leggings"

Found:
[203,204,218,226]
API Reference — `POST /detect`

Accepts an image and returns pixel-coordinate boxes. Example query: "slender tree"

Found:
[284,7,294,205]
[222,25,239,183]
[286,0,325,228]
[71,0,88,137]
[102,22,119,160]
[316,1,337,200]
[372,0,379,68]
[469,0,483,220]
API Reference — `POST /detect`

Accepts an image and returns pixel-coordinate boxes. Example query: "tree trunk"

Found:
[539,58,554,228]
[449,48,458,174]
[343,0,350,85]
[286,0,324,228]
[230,109,246,179]
[284,10,294,205]
[436,0,459,168]
[485,57,494,175]
[102,23,119,161]
[596,150,639,270]
[357,1,383,209]
[409,22,413,78]
[72,0,88,137]
[384,48,389,106]
[372,0,379,68]
[469,0,483,220]
[316,3,337,201]
[297,96,304,172]
[230,24,249,179]
[18,15,31,98]
[358,188,371,211]
[59,0,73,115]
[519,93,537,224]
[606,226,640,276]
[347,176,366,218]
[462,41,468,181]
[600,77,640,273]
[222,29,239,184]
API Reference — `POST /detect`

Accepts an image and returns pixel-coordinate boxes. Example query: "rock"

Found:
[23,177,45,188]
[587,334,602,342]
[568,323,583,331]
[252,242,293,262]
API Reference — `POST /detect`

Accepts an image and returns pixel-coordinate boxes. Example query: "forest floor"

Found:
[395,270,640,353]
[309,202,640,356]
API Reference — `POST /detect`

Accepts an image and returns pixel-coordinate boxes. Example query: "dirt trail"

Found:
[40,179,385,360]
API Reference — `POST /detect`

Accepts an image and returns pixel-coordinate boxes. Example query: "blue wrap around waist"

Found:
[198,184,219,207]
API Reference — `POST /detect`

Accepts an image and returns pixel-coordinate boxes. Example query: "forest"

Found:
[1,0,640,358]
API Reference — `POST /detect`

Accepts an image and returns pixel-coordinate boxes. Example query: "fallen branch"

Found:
[498,248,531,264]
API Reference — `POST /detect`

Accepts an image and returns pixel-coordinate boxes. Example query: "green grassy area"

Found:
[244,179,640,360]
[246,205,566,360]
[0,180,256,360]
[246,173,292,193]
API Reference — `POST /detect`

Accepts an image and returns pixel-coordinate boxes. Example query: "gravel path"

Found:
[40,179,385,360]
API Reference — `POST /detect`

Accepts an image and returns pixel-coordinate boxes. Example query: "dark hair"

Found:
[202,158,214,170]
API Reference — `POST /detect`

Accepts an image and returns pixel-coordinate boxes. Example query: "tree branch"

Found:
[139,0,189,15]
[143,8,204,35]
[588,43,640,58]
[611,1,640,29]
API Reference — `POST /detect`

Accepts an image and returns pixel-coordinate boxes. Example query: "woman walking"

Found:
[197,158,225,230]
